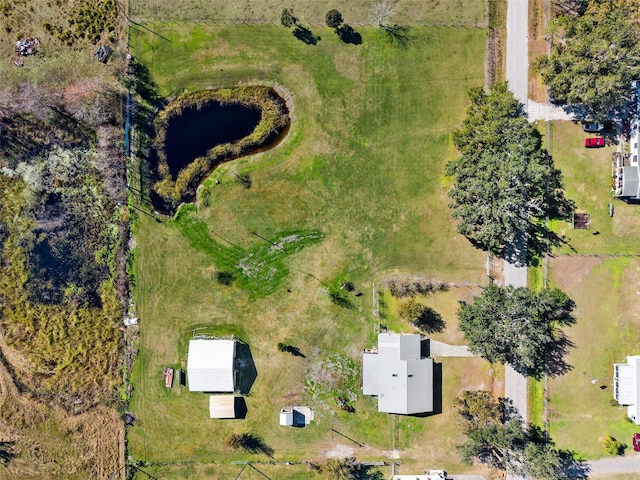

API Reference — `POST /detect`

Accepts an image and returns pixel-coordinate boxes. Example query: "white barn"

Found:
[613,355,640,424]
[187,339,235,392]
[363,333,433,415]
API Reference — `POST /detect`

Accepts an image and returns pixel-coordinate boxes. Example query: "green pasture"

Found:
[128,19,491,475]
[547,257,640,458]
[129,0,488,26]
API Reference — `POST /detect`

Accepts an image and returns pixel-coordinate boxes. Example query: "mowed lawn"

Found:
[547,120,640,254]
[547,257,640,458]
[128,22,490,476]
[541,121,640,458]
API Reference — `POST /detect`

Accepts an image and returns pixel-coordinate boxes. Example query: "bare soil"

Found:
[548,255,602,292]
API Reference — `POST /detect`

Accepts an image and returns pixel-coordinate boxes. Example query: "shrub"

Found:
[600,435,625,456]
[214,271,235,286]
[281,8,297,28]
[326,9,343,28]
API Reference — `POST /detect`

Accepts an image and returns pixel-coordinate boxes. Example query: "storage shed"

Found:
[279,408,294,426]
[187,339,235,392]
[209,395,236,418]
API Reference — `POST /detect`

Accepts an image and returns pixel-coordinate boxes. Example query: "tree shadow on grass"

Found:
[337,24,362,45]
[544,335,574,378]
[412,307,445,333]
[382,24,413,49]
[0,441,16,465]
[235,342,257,395]
[329,289,355,309]
[293,25,320,45]
[240,433,274,457]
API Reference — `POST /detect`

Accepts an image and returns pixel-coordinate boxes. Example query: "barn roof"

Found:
[187,339,235,392]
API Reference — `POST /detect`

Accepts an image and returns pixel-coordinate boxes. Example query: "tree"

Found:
[455,390,588,479]
[368,0,397,27]
[318,458,384,480]
[536,5,640,120]
[398,299,444,333]
[446,83,573,260]
[457,285,575,378]
[326,9,343,28]
[280,8,297,28]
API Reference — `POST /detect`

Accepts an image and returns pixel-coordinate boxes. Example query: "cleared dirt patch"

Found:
[549,255,602,292]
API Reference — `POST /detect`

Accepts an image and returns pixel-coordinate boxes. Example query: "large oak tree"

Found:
[454,390,588,480]
[457,285,575,378]
[446,83,572,261]
[537,2,640,120]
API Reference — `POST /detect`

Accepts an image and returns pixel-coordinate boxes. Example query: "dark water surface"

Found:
[163,102,261,178]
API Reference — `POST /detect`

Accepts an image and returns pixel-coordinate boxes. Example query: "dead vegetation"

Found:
[0,37,127,480]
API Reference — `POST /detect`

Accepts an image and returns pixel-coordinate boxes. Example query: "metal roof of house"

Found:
[363,333,433,415]
[187,339,235,392]
[614,356,640,424]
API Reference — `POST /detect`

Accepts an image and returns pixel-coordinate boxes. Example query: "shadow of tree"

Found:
[0,441,15,465]
[239,433,274,457]
[382,24,412,49]
[293,25,320,45]
[544,335,574,378]
[412,306,445,333]
[337,24,362,45]
[329,289,355,309]
[560,451,590,479]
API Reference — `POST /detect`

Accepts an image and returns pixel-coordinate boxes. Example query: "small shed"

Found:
[279,408,294,426]
[209,395,236,419]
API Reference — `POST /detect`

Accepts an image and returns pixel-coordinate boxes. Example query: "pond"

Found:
[163,102,262,178]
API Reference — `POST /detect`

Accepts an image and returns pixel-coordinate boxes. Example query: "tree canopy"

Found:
[457,285,575,378]
[280,8,297,28]
[537,2,640,120]
[455,390,588,479]
[446,83,572,261]
[326,9,343,28]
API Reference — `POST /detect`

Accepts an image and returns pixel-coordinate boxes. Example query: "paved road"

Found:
[527,100,577,121]
[506,0,529,110]
[588,454,640,476]
[504,0,529,421]
[505,3,529,479]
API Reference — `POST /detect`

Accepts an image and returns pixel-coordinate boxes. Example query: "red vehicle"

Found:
[633,433,640,452]
[585,137,605,148]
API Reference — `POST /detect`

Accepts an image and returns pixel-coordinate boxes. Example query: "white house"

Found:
[613,355,640,424]
[362,333,433,415]
[187,339,235,392]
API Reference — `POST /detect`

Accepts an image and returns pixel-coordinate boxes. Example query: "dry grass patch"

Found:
[130,0,488,25]
[528,0,550,102]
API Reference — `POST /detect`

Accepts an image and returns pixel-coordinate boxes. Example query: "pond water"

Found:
[163,102,262,178]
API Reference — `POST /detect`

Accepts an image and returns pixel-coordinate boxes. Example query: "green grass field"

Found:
[127,20,492,478]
